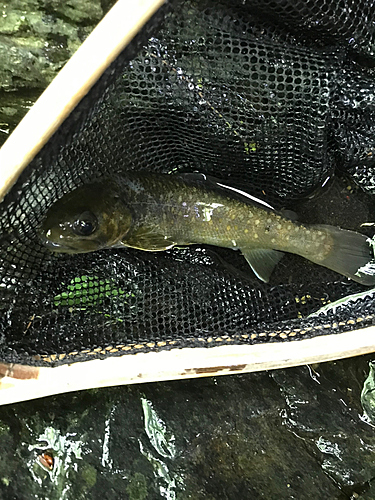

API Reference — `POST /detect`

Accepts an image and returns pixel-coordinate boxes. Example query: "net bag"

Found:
[0,0,375,402]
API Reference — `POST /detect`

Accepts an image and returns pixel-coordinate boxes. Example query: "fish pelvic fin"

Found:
[308,225,375,286]
[241,248,285,283]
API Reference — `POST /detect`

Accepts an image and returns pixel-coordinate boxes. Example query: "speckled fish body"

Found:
[38,172,375,285]
[121,174,327,257]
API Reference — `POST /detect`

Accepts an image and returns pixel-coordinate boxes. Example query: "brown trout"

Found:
[38,172,375,285]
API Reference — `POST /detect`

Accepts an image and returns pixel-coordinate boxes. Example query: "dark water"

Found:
[0,355,375,500]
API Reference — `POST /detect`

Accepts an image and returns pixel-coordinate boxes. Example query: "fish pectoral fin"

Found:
[241,248,284,283]
[122,227,176,251]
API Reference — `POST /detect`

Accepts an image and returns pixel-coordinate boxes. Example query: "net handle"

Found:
[0,0,165,202]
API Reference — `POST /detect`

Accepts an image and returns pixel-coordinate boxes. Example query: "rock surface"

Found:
[0,0,103,91]
[0,356,374,499]
[0,0,111,144]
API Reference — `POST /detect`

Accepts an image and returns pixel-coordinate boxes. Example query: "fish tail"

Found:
[308,225,375,285]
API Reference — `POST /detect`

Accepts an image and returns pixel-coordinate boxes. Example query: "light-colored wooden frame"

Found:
[0,326,375,405]
[0,0,165,202]
[0,0,374,406]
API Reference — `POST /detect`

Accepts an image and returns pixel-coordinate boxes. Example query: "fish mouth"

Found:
[40,236,108,254]
[40,238,86,254]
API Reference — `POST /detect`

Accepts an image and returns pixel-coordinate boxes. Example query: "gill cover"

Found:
[39,180,132,253]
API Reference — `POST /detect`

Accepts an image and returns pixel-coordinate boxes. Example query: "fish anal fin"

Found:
[241,248,284,282]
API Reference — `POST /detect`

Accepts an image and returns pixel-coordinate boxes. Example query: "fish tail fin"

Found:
[309,225,375,286]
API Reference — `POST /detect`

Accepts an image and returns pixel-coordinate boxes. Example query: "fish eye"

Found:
[72,211,98,237]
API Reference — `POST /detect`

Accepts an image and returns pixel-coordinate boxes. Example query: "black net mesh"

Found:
[1,0,375,366]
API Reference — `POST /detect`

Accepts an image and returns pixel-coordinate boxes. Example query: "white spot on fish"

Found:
[232,240,237,247]
[202,207,212,221]
[196,202,223,222]
[46,229,51,237]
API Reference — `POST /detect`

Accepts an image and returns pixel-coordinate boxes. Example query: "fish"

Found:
[38,172,375,285]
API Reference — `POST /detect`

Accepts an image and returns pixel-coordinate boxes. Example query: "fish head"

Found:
[38,180,132,253]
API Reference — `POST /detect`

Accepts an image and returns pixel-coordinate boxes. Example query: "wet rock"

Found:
[0,358,375,499]
[0,1,103,91]
[0,0,107,145]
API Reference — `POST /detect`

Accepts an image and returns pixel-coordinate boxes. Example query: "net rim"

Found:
[0,324,374,405]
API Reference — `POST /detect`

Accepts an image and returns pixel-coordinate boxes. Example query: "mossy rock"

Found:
[0,1,103,91]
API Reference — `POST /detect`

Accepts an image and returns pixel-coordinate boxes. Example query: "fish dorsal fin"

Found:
[122,226,176,251]
[241,248,284,282]
[177,172,208,182]
[280,209,297,221]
